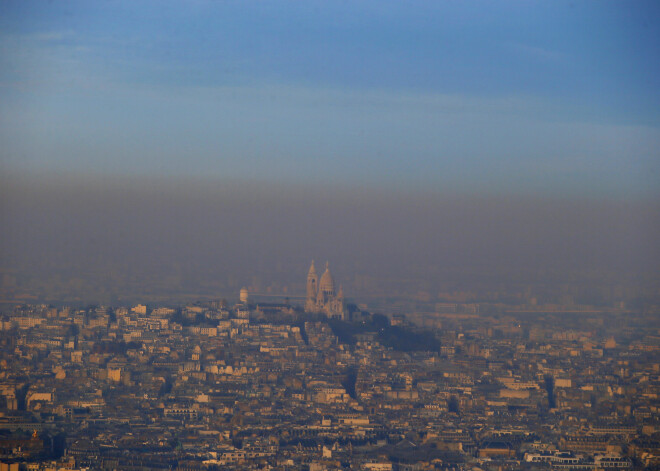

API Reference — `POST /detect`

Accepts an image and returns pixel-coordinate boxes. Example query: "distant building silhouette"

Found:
[239,287,249,304]
[305,261,345,319]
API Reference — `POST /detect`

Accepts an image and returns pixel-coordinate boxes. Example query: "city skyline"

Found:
[0,3,659,468]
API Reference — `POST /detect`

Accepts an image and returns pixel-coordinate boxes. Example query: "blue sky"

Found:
[1,0,658,197]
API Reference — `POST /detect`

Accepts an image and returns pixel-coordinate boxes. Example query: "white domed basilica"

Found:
[305,261,345,319]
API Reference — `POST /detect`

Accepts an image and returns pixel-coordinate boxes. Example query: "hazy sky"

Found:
[0,0,658,197]
[2,173,658,304]
[1,2,659,303]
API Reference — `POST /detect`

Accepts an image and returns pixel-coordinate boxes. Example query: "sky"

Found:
[0,0,658,196]
[0,1,659,303]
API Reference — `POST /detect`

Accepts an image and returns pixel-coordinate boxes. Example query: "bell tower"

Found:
[305,260,318,312]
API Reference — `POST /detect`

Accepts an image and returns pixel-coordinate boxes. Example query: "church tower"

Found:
[305,260,318,312]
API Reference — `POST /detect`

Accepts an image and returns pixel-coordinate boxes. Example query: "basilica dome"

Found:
[319,263,335,294]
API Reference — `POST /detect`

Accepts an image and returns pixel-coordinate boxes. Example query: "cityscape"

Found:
[1,0,659,470]
[0,262,658,469]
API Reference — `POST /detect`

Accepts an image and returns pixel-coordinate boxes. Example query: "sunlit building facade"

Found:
[305,260,345,319]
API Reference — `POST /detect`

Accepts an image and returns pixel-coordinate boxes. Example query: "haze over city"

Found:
[1,1,659,302]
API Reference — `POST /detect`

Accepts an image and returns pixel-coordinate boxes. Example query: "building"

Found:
[239,287,249,304]
[305,261,345,319]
